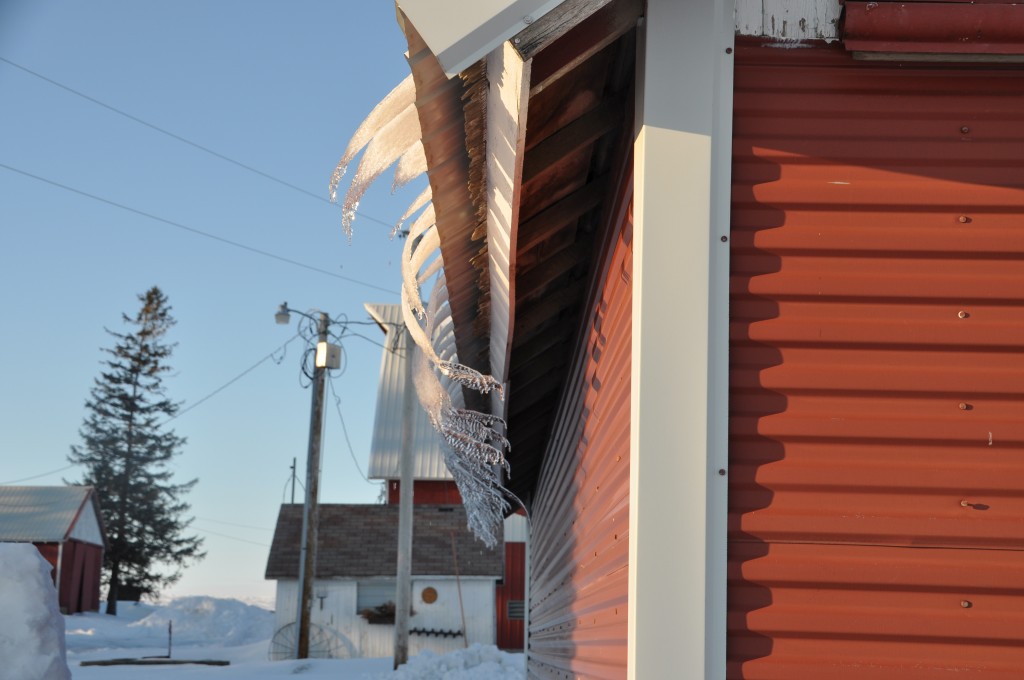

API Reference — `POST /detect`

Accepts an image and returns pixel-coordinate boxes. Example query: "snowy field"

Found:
[65,597,525,679]
[1,543,523,680]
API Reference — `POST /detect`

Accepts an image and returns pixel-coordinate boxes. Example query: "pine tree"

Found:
[69,287,204,615]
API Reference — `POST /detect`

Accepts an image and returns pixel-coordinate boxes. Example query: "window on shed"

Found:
[356,581,396,612]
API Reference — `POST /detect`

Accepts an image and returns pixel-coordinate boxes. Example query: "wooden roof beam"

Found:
[524,0,644,95]
[523,100,621,185]
[517,177,605,253]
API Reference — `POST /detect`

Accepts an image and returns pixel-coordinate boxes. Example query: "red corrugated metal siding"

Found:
[729,42,1024,678]
[79,542,102,612]
[528,186,632,680]
[386,480,462,505]
[497,542,527,650]
[64,541,84,614]
[34,542,58,571]
[843,1,1024,56]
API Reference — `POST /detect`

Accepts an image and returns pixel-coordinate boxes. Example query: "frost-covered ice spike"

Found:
[438,361,504,398]
[330,75,416,203]
[340,104,422,237]
[392,186,433,239]
[392,141,428,194]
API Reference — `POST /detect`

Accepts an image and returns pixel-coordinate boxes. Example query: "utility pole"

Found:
[290,457,297,504]
[394,325,415,668]
[295,312,329,659]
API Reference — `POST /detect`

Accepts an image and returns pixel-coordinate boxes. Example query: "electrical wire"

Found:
[0,463,77,485]
[164,333,303,424]
[0,163,399,295]
[281,475,305,504]
[191,525,270,548]
[327,374,373,484]
[0,55,402,230]
[195,516,272,532]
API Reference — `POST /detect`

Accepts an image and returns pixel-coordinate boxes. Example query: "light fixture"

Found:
[275,302,291,325]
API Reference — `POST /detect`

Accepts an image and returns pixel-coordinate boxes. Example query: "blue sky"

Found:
[0,2,425,601]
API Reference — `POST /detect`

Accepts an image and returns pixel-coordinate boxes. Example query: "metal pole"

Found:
[290,457,297,504]
[394,326,415,668]
[295,312,329,659]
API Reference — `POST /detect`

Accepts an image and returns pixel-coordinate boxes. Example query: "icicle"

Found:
[392,141,428,194]
[393,186,433,239]
[341,104,423,237]
[329,75,416,203]
[333,72,511,546]
[400,207,437,320]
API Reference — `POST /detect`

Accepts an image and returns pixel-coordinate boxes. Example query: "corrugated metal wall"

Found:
[729,42,1024,678]
[365,303,454,481]
[528,191,633,679]
[497,541,527,650]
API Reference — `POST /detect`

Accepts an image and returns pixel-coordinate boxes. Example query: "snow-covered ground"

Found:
[65,597,525,679]
[0,541,523,680]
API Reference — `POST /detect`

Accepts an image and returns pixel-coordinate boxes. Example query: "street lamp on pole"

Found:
[275,302,341,659]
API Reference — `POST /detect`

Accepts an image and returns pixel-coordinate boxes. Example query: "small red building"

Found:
[0,486,106,614]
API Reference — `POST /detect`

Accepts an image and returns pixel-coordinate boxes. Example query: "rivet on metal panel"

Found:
[523,15,534,25]
[514,37,521,45]
[721,235,728,242]
[960,126,970,134]
[958,215,971,223]
[961,600,972,608]
[958,402,970,410]
[958,311,969,319]
[718,468,726,476]
[726,47,733,54]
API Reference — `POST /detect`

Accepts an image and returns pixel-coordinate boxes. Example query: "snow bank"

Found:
[66,596,524,679]
[380,644,525,680]
[0,542,71,680]
[130,596,274,647]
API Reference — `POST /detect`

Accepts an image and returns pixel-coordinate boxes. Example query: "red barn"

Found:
[0,486,106,614]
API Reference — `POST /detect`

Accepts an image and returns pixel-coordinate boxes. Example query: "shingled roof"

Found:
[265,504,503,580]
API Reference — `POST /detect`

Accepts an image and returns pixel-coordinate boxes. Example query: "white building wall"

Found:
[68,505,104,546]
[273,577,496,659]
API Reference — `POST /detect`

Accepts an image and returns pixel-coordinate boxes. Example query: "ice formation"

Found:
[333,75,512,546]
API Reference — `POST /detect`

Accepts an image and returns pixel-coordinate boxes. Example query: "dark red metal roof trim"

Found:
[844,1,1024,55]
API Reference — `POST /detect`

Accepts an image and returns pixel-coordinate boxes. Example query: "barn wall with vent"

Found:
[729,40,1024,678]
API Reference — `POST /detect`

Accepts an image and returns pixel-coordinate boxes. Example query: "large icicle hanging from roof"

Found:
[329,75,423,238]
[331,75,511,546]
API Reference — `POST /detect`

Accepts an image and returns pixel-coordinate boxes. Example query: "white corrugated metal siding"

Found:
[366,303,453,481]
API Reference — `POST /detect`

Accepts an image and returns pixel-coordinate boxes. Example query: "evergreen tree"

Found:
[69,287,204,615]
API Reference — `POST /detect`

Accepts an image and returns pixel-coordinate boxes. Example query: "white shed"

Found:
[264,503,503,659]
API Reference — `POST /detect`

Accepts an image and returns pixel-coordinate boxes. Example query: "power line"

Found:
[192,525,270,548]
[0,464,77,485]
[327,375,373,484]
[0,55,400,230]
[0,162,398,295]
[195,516,272,532]
[165,333,302,424]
